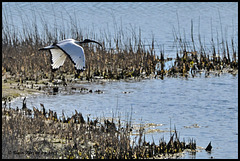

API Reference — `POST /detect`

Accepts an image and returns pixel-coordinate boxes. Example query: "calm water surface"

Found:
[3,2,238,159]
[2,2,238,58]
[10,74,238,159]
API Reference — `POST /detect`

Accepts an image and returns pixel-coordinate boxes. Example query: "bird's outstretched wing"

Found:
[50,48,67,69]
[56,39,85,70]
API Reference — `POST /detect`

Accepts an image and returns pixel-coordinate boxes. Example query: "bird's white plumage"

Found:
[50,48,67,69]
[39,38,102,71]
[56,39,85,70]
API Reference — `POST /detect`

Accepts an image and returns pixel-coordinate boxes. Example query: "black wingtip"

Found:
[51,68,58,72]
[76,69,85,73]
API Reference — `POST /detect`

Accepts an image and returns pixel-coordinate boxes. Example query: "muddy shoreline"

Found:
[2,64,238,103]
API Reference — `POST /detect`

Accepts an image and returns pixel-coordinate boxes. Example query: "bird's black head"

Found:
[81,39,102,47]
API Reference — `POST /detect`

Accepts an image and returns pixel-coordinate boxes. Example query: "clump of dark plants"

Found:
[2,98,196,159]
[3,11,237,83]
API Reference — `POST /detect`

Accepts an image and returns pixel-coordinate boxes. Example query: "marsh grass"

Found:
[2,7,237,159]
[3,8,237,83]
[157,17,238,79]
[2,7,157,82]
[2,98,197,159]
[2,14,238,82]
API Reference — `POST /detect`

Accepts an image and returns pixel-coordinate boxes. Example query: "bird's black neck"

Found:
[79,39,102,47]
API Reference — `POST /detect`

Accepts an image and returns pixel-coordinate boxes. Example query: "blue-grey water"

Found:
[2,2,238,58]
[9,74,238,159]
[2,2,238,159]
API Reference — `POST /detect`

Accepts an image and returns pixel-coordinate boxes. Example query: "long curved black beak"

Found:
[80,39,102,47]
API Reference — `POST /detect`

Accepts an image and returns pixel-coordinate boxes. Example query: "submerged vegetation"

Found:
[2,98,197,159]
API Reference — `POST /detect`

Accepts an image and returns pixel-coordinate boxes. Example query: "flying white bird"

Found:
[39,39,102,71]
